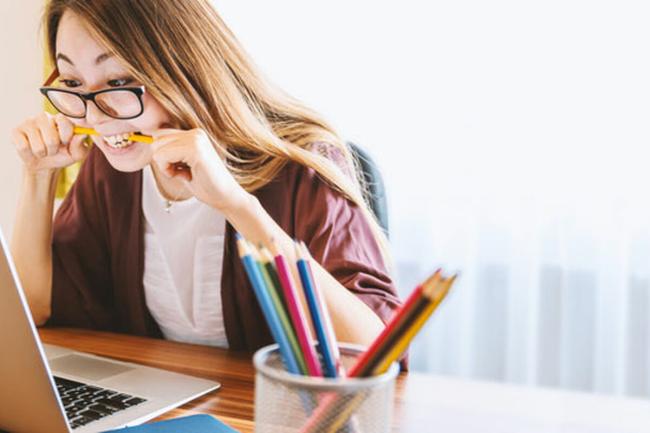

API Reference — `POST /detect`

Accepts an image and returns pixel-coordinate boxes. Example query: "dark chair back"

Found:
[347,142,389,237]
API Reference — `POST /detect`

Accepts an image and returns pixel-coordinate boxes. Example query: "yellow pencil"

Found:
[323,393,365,433]
[73,126,154,144]
[372,274,457,375]
[300,273,456,433]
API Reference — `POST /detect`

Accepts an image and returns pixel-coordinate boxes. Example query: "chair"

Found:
[347,142,389,237]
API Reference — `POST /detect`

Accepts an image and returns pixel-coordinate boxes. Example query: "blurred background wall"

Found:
[0,0,43,236]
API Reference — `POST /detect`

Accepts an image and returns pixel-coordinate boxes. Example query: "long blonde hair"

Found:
[44,0,390,265]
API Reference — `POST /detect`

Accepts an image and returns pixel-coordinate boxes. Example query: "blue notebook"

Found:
[107,414,239,432]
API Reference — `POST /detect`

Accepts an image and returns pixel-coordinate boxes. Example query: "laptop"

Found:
[0,228,221,433]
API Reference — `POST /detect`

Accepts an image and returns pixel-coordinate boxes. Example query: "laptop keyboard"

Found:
[54,376,147,430]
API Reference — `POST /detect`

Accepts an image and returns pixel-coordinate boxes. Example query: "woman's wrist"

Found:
[221,189,259,224]
[220,189,289,250]
[23,167,60,183]
[22,168,60,202]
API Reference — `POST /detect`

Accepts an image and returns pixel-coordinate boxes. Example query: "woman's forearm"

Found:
[223,194,385,346]
[10,169,59,326]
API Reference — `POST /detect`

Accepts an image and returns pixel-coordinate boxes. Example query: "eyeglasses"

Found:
[40,86,145,119]
[39,69,145,120]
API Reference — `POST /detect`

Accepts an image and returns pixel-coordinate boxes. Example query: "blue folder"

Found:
[107,414,239,432]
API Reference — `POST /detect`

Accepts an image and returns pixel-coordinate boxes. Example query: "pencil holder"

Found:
[253,343,399,433]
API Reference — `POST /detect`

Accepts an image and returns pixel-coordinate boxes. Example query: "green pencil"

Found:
[253,247,308,375]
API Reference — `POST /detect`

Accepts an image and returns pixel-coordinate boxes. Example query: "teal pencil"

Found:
[236,236,300,374]
[255,247,308,375]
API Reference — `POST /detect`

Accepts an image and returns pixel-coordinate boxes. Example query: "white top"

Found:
[141,165,228,348]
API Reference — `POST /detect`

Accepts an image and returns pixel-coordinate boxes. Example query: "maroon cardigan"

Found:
[47,147,401,353]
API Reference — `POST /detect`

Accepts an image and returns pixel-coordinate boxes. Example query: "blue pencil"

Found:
[295,241,339,378]
[236,235,300,374]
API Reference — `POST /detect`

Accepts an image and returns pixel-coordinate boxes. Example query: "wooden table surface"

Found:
[39,327,427,433]
[39,328,650,433]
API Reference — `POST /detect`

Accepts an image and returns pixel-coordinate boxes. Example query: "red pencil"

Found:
[347,269,441,377]
[299,270,449,433]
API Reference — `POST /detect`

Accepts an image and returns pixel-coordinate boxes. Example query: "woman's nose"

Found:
[85,100,110,125]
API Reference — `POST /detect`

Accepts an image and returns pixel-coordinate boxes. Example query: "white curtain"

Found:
[391,194,650,398]
[214,0,650,397]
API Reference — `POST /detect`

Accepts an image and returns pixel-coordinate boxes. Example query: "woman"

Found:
[10,0,400,352]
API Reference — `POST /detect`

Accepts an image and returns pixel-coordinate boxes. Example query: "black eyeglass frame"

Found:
[39,86,146,120]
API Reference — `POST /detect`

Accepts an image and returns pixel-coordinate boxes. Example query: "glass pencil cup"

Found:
[253,343,399,433]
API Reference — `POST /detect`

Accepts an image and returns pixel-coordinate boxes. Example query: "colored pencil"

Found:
[372,274,456,374]
[299,242,342,372]
[256,247,308,375]
[235,235,300,374]
[322,393,365,433]
[299,272,457,433]
[347,269,441,378]
[260,247,288,309]
[357,271,443,376]
[269,240,323,377]
[73,126,153,144]
[296,241,339,378]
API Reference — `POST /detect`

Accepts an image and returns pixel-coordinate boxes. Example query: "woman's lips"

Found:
[96,134,138,155]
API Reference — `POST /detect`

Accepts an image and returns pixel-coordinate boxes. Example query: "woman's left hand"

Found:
[150,128,250,214]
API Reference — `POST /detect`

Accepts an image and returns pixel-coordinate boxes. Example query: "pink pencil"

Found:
[269,241,323,377]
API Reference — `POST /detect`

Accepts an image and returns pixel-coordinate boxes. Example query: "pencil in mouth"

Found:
[73,127,153,144]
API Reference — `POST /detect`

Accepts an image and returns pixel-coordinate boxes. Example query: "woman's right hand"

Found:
[11,112,89,174]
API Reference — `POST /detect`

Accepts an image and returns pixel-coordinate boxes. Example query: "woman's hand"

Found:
[150,128,251,214]
[11,112,89,174]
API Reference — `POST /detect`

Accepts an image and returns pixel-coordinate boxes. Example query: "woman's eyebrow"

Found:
[55,52,114,66]
[56,53,75,65]
[95,52,113,64]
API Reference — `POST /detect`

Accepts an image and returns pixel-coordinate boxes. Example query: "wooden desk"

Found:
[40,328,421,432]
[39,328,650,433]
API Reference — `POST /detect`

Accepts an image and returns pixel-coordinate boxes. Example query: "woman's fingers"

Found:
[54,113,74,146]
[11,113,83,172]
[151,137,194,181]
[150,128,179,139]
[35,113,60,156]
[149,131,183,152]
[55,113,88,162]
[68,134,90,162]
[165,163,193,181]
[11,128,36,166]
[23,123,47,159]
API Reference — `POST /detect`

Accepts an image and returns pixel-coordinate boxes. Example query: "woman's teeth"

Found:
[104,133,133,149]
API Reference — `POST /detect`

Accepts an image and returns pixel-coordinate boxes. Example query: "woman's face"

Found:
[54,10,172,172]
